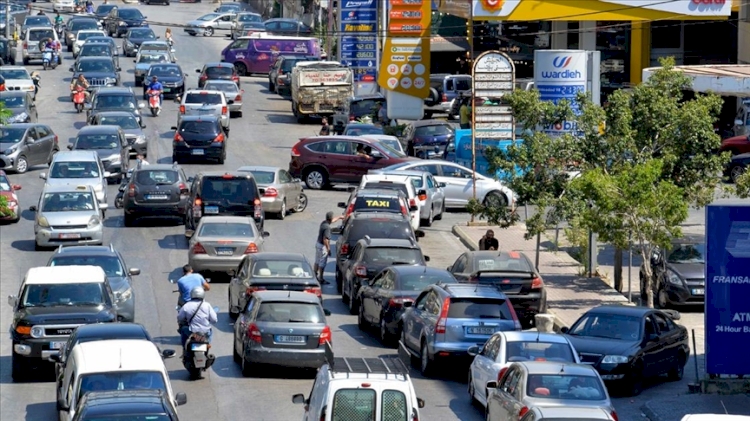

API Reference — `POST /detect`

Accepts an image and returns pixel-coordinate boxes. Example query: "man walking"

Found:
[314,211,343,285]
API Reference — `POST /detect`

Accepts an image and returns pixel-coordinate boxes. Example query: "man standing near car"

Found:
[314,211,343,285]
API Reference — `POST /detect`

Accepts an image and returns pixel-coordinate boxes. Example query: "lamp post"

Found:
[469,7,476,222]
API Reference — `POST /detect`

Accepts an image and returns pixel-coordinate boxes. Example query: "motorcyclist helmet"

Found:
[190,287,205,300]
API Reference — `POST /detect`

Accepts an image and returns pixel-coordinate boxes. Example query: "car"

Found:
[215,2,252,14]
[519,407,616,421]
[23,26,61,65]
[184,171,265,234]
[0,36,18,65]
[380,160,516,209]
[47,244,141,322]
[7,266,117,382]
[423,74,471,119]
[232,291,332,375]
[42,150,110,205]
[203,79,243,117]
[228,252,320,318]
[230,21,265,41]
[358,266,455,345]
[133,50,171,86]
[122,27,158,57]
[639,235,706,308]
[137,40,175,61]
[263,18,312,36]
[333,212,421,291]
[87,87,144,125]
[230,12,263,39]
[0,170,21,222]
[338,187,411,221]
[105,7,148,38]
[288,135,416,190]
[143,63,186,99]
[71,390,181,421]
[75,43,118,70]
[196,62,240,88]
[80,36,120,68]
[53,0,77,13]
[68,125,130,183]
[368,169,446,224]
[725,152,750,183]
[177,90,231,131]
[562,305,689,396]
[267,55,317,94]
[64,17,101,51]
[336,94,386,126]
[0,66,35,96]
[467,331,581,408]
[69,56,121,91]
[0,123,59,174]
[89,111,148,158]
[342,123,384,137]
[719,134,750,156]
[30,184,106,250]
[448,250,548,328]
[73,30,107,57]
[364,134,405,154]
[145,0,170,6]
[237,165,305,219]
[400,283,522,376]
[94,3,117,23]
[188,215,269,275]
[402,120,454,159]
[170,115,227,164]
[21,15,53,37]
[485,362,617,421]
[0,90,37,123]
[341,236,429,315]
[122,163,190,227]
[184,12,234,37]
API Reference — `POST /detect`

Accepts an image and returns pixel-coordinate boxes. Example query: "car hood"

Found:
[15,306,115,325]
[667,262,704,279]
[0,141,21,150]
[3,79,33,88]
[74,71,117,79]
[127,37,152,45]
[565,335,639,356]
[45,178,101,189]
[43,210,97,225]
[84,148,121,160]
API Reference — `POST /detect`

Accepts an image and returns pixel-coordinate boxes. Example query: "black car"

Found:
[87,87,144,125]
[402,120,455,159]
[0,91,37,123]
[69,125,129,183]
[640,235,706,308]
[122,27,158,57]
[70,56,121,91]
[358,266,456,345]
[144,63,185,98]
[94,4,117,23]
[105,7,148,38]
[333,94,386,134]
[263,18,312,36]
[65,17,100,51]
[122,163,190,227]
[725,152,750,183]
[89,111,148,157]
[1,36,17,65]
[171,115,226,164]
[196,62,240,88]
[75,43,118,70]
[341,237,428,315]
[562,305,690,396]
[184,171,265,235]
[81,36,120,68]
[71,390,184,421]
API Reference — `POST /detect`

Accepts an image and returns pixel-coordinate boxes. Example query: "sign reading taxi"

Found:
[378,0,431,99]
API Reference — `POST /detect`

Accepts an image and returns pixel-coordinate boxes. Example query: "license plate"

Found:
[275,335,305,343]
[191,343,208,351]
[50,341,65,349]
[58,233,81,239]
[192,149,204,155]
[692,288,705,295]
[146,195,168,200]
[204,206,219,214]
[467,327,495,335]
[163,87,171,92]
[216,247,234,256]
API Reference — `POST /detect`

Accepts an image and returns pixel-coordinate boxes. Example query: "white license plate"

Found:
[146,195,168,200]
[58,233,81,239]
[275,335,305,343]
[50,341,65,349]
[191,343,208,351]
[192,149,204,155]
[692,288,705,295]
[216,248,234,256]
[467,327,495,335]
[204,206,219,214]
[163,88,171,92]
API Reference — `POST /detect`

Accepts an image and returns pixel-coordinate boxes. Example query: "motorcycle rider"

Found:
[69,74,90,101]
[37,9,46,15]
[54,12,64,26]
[135,153,149,169]
[176,264,210,308]
[144,75,164,108]
[177,287,217,349]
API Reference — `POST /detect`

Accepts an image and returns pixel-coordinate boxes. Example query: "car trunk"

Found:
[472,270,536,296]
[443,298,517,344]
[257,320,324,349]
[195,237,249,257]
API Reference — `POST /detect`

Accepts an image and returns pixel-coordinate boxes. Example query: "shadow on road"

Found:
[157,233,188,250]
[10,239,36,252]
[25,402,56,421]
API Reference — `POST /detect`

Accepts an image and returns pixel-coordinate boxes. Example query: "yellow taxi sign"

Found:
[366,200,392,207]
[75,185,89,191]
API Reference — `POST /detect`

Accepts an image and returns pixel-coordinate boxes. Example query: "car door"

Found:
[320,139,352,183]
[34,125,54,164]
[348,140,381,180]
[653,312,680,373]
[641,314,665,376]
[278,169,300,208]
[492,366,522,421]
[345,244,364,296]
[371,270,395,325]
[438,163,475,206]
[218,14,233,30]
[361,269,384,323]
[25,126,45,165]
[403,290,430,351]
[449,253,469,281]
[234,296,257,354]
[473,334,499,402]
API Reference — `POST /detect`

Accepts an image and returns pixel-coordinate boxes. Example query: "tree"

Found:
[0,99,10,124]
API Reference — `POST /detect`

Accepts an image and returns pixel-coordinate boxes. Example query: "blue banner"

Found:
[338,0,378,85]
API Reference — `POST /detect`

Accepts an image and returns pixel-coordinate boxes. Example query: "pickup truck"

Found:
[290,61,353,123]
[423,73,471,119]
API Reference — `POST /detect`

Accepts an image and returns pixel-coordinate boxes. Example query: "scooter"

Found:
[147,89,161,117]
[183,331,216,380]
[72,86,86,113]
[54,23,64,38]
[42,48,58,70]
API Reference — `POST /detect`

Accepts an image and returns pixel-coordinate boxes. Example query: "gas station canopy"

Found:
[642,65,750,96]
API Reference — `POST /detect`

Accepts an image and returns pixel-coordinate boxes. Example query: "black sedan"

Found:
[171,115,226,164]
[357,266,456,345]
[562,305,689,396]
[144,63,186,99]
[0,91,37,124]
[122,27,158,57]
[725,152,750,183]
[94,4,117,24]
[70,57,121,90]
[106,7,149,38]
[403,120,455,159]
[81,36,121,69]
[640,235,705,308]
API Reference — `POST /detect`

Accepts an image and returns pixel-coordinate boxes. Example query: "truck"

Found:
[290,61,353,123]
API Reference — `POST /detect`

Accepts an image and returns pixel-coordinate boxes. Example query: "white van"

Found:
[23,26,60,64]
[359,174,421,230]
[57,339,186,421]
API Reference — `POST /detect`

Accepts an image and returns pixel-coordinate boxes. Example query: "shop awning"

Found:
[643,65,750,97]
[431,36,470,53]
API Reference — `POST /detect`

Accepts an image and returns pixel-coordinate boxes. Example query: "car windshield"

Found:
[0,127,26,143]
[83,416,170,421]
[148,66,182,78]
[414,124,452,137]
[78,372,166,402]
[138,53,169,64]
[350,98,384,117]
[353,195,402,213]
[252,259,313,277]
[129,28,156,38]
[0,69,30,80]
[364,247,421,265]
[25,17,51,26]
[96,4,116,14]
[198,13,220,21]
[185,93,223,105]
[526,374,606,401]
[448,298,512,319]
[75,134,120,150]
[80,45,113,56]
[668,243,705,264]
[118,9,144,19]
[241,170,274,184]
[204,82,238,94]
[42,191,96,211]
[568,312,642,341]
[201,178,257,204]
[77,32,103,41]
[256,302,323,323]
[0,95,25,107]
[198,222,255,237]
[71,20,98,31]
[399,273,450,291]
[505,341,576,363]
[473,253,533,272]
[179,121,218,134]
[374,140,407,158]
[346,125,383,136]
[50,162,100,179]
[50,256,124,277]
[135,169,179,186]
[98,115,139,129]
[94,95,136,109]
[238,14,261,22]
[21,282,105,307]
[205,67,234,78]
[77,60,115,73]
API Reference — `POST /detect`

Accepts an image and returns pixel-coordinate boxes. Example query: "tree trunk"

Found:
[640,251,655,308]
[535,232,541,270]
[613,247,623,293]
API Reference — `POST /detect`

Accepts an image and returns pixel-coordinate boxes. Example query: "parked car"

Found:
[184,171,265,234]
[122,27,158,57]
[70,56,121,91]
[639,235,705,308]
[263,18,312,36]
[562,305,689,396]
[342,123,384,137]
[237,165,305,219]
[0,123,59,174]
[71,390,181,421]
[402,120,454,159]
[230,21,265,41]
[719,133,750,156]
[520,407,616,421]
[725,152,750,183]
[0,90,37,123]
[0,169,21,222]
[188,215,269,275]
[122,163,190,227]
[43,150,110,205]
[423,74,471,119]
[184,13,234,37]
[361,171,446,226]
[105,7,148,38]
[133,50,171,86]
[196,62,240,88]
[215,2,252,14]
[87,87,144,125]
[171,115,227,164]
[64,17,101,52]
[177,90,231,132]
[30,184,106,249]
[203,80,242,117]
[88,111,148,158]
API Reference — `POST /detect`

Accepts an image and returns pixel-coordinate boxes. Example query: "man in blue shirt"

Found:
[144,75,164,109]
[176,264,210,307]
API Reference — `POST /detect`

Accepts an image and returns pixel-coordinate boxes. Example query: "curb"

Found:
[640,403,660,421]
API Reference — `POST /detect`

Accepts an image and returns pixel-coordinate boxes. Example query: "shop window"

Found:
[567,22,580,49]
[651,21,683,49]
[597,21,630,89]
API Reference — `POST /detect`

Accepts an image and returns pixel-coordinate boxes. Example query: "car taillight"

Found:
[354,265,367,277]
[531,276,543,289]
[291,144,301,157]
[497,367,509,382]
[244,243,258,254]
[200,75,207,81]
[247,323,262,343]
[409,198,417,209]
[178,183,188,195]
[435,297,450,334]
[611,411,619,421]
[304,286,322,298]
[23,42,27,49]
[441,93,448,102]
[319,325,331,344]
[507,299,522,330]
[192,242,206,254]
[179,105,185,114]
[253,198,262,219]
[388,297,413,307]
[174,132,184,142]
[277,78,285,86]
[53,135,58,145]
[418,193,427,201]
[349,114,355,121]
[400,204,408,215]
[518,406,529,419]
[245,286,266,296]
[235,94,242,101]
[264,187,278,197]
[128,183,135,197]
[345,203,354,216]
[222,106,228,114]
[214,132,225,143]
[340,243,349,255]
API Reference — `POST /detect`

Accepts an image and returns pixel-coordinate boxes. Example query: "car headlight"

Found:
[119,21,127,26]
[37,215,50,228]
[666,270,683,285]
[118,287,133,301]
[105,77,117,85]
[5,145,18,155]
[601,355,629,364]
[107,153,121,163]
[135,135,146,144]
[30,326,44,338]
[87,215,101,228]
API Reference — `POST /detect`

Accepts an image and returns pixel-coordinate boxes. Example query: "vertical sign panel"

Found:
[472,51,515,140]
[534,50,587,135]
[705,201,750,376]
[338,0,379,95]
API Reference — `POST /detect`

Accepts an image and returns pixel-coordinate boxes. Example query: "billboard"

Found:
[338,0,379,95]
[705,201,750,376]
[472,51,515,141]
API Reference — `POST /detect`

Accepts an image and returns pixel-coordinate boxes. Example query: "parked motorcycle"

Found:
[72,86,86,113]
[147,89,161,117]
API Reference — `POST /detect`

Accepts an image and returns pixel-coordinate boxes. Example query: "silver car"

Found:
[30,185,106,250]
[237,166,305,219]
[203,80,243,117]
[178,90,231,131]
[184,13,234,37]
[0,66,35,96]
[188,216,269,274]
[520,406,616,421]
[137,40,177,63]
[133,51,171,87]
[41,151,111,206]
[486,361,616,421]
[364,135,405,154]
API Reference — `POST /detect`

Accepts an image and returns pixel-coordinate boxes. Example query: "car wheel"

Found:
[668,353,686,381]
[420,341,433,376]
[731,165,746,183]
[656,287,670,309]
[203,27,214,37]
[14,155,28,174]
[422,206,434,227]
[240,344,253,377]
[304,167,328,190]
[468,372,477,404]
[626,369,644,396]
[483,190,508,208]
[233,62,247,77]
[277,200,286,220]
[434,200,445,220]
[357,304,367,330]
[379,316,394,347]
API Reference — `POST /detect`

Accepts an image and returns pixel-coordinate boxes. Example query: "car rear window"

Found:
[526,374,606,401]
[364,247,421,265]
[252,259,313,277]
[135,169,179,186]
[205,67,234,78]
[400,273,454,291]
[447,298,512,319]
[0,95,25,107]
[474,253,532,272]
[179,121,220,134]
[243,170,274,184]
[332,389,375,421]
[198,221,255,237]
[256,302,323,323]
[414,125,452,138]
[349,220,413,242]
[353,195,402,213]
[201,177,257,203]
[505,341,576,363]
[185,93,223,105]
[50,255,124,277]
[364,182,409,197]
[381,390,408,421]
[29,29,55,42]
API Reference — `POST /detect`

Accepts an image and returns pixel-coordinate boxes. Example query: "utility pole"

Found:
[4,1,11,40]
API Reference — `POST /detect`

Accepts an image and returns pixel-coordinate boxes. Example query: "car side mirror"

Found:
[292,394,306,404]
[438,182,446,188]
[424,256,430,262]
[467,345,479,356]
[29,205,37,212]
[171,126,178,131]
[262,231,270,238]
[39,172,47,180]
[7,295,18,307]
[195,69,201,73]
[735,119,744,126]
[560,326,569,334]
[175,392,187,406]
[486,381,498,390]
[67,144,73,150]
[337,202,346,208]
[57,398,69,411]
[12,185,21,191]
[129,268,141,276]
[100,203,108,210]
[323,309,331,316]
[402,301,413,308]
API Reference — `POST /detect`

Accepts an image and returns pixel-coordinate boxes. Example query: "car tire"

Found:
[434,200,445,220]
[134,78,141,87]
[422,206,434,227]
[483,190,508,208]
[203,27,214,37]
[668,353,686,381]
[341,279,350,304]
[14,155,29,174]
[240,345,253,377]
[357,304,367,331]
[420,341,433,376]
[348,288,358,315]
[730,165,746,183]
[303,167,328,190]
[277,200,286,220]
[380,316,395,347]
[655,286,670,309]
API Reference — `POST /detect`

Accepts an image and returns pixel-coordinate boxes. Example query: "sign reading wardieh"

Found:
[534,50,587,134]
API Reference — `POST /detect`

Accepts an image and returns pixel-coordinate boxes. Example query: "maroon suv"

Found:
[289,136,415,189]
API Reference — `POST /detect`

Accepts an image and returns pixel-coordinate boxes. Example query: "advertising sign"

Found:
[534,50,587,135]
[338,0,379,94]
[472,51,515,140]
[705,201,750,376]
[299,69,353,86]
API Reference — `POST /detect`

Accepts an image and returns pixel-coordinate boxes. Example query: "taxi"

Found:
[30,185,106,251]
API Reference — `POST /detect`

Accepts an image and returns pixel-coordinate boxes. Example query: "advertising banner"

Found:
[338,0,379,93]
[705,201,750,376]
[534,50,587,135]
[472,51,515,140]
[299,69,353,86]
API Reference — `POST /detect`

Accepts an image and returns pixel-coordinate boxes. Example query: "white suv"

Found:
[177,90,231,132]
[359,174,421,230]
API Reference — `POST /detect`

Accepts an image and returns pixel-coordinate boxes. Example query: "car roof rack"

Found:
[329,356,410,378]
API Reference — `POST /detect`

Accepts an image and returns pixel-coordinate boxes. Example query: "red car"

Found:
[0,170,21,223]
[288,136,416,189]
[720,134,750,155]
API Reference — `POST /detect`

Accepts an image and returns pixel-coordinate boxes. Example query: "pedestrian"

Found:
[479,229,499,251]
[459,97,471,130]
[375,102,388,126]
[314,211,343,284]
[319,117,331,135]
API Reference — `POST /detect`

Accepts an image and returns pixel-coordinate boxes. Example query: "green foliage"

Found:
[736,171,750,199]
[0,196,13,218]
[0,100,12,125]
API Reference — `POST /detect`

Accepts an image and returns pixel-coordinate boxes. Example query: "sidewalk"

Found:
[642,395,750,421]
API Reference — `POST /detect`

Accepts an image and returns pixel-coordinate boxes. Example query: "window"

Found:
[424,291,440,315]
[452,255,467,273]
[41,192,96,211]
[653,313,671,334]
[426,176,435,189]
[78,371,166,401]
[667,243,705,264]
[363,247,422,265]
[251,259,312,277]
[179,121,220,135]
[50,255,124,277]
[448,298,512,319]
[380,271,395,290]
[201,177,258,204]
[381,390,408,421]
[279,170,293,183]
[481,335,499,360]
[526,374,606,401]
[568,313,642,341]
[331,389,375,421]
[206,66,234,78]
[441,165,472,179]
[99,115,139,130]
[474,253,533,272]
[414,124,452,138]
[324,140,350,155]
[231,39,250,51]
[505,341,576,363]
[501,367,521,394]
[305,141,325,153]
[399,273,452,291]
[414,291,429,310]
[242,170,274,184]
[411,164,440,176]
[256,302,324,323]
[198,221,255,238]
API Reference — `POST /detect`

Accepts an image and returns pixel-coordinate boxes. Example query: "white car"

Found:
[73,30,107,57]
[366,169,447,226]
[363,134,405,154]
[359,173,421,230]
[0,66,35,96]
[53,0,77,12]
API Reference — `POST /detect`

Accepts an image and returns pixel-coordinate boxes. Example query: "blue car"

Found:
[105,7,148,38]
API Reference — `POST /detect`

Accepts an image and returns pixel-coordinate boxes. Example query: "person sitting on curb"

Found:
[479,229,498,251]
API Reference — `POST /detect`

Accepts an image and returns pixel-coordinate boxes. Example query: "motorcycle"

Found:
[54,23,64,38]
[183,330,216,380]
[72,86,86,113]
[42,48,58,70]
[147,89,161,117]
